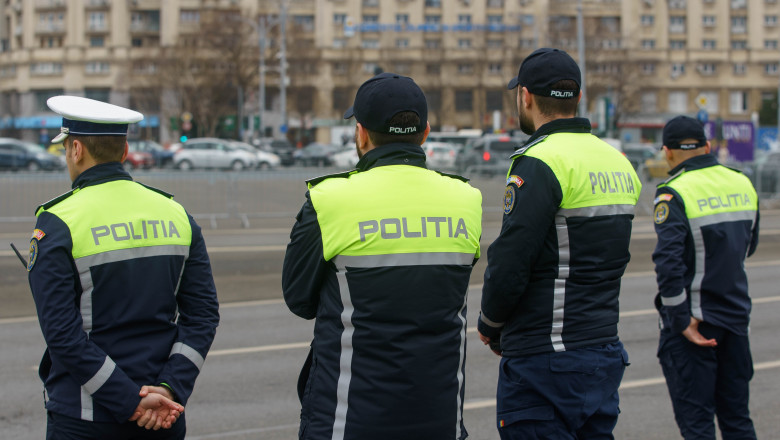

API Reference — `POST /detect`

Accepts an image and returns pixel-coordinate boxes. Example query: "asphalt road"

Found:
[1,170,779,439]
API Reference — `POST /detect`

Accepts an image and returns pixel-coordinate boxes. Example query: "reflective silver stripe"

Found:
[80,387,93,421]
[455,293,467,439]
[661,291,687,307]
[331,265,354,440]
[169,342,205,371]
[551,216,569,352]
[83,356,116,395]
[558,204,636,218]
[479,313,505,329]
[75,245,190,333]
[334,252,474,268]
[688,210,756,320]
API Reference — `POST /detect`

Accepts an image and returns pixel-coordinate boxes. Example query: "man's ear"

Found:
[521,87,533,110]
[421,122,431,144]
[71,139,84,163]
[121,142,129,163]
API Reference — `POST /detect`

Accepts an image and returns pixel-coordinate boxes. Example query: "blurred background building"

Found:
[1,0,780,150]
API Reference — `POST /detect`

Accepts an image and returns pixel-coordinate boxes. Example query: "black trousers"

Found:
[658,323,756,440]
[46,411,186,440]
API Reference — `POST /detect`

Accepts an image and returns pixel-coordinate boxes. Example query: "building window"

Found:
[671,63,686,77]
[132,61,156,75]
[670,16,686,33]
[361,39,379,49]
[641,39,655,49]
[668,91,688,113]
[396,14,409,25]
[362,0,379,7]
[363,62,378,73]
[487,0,504,7]
[332,62,347,75]
[458,39,471,49]
[458,15,471,25]
[731,0,747,8]
[766,15,778,26]
[487,15,503,25]
[333,38,347,48]
[455,90,473,112]
[702,39,716,49]
[729,91,747,114]
[765,62,779,75]
[333,88,351,111]
[698,63,716,75]
[519,38,535,48]
[30,62,63,75]
[670,40,686,49]
[458,64,474,75]
[487,39,503,48]
[396,39,409,48]
[363,15,379,24]
[426,64,440,75]
[131,38,143,47]
[488,63,502,74]
[731,40,747,49]
[426,90,441,111]
[734,63,746,75]
[425,15,441,25]
[85,61,110,75]
[766,40,779,49]
[85,88,110,102]
[601,39,620,49]
[425,0,442,7]
[90,36,104,47]
[88,12,106,31]
[40,37,63,48]
[180,10,200,24]
[669,0,687,8]
[641,63,656,74]
[641,91,658,113]
[425,39,441,49]
[394,63,410,74]
[641,15,655,26]
[34,89,64,112]
[333,14,347,25]
[732,16,747,33]
[486,90,503,112]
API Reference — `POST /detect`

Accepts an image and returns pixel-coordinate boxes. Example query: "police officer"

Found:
[653,116,759,439]
[282,73,482,440]
[477,48,640,438]
[28,96,220,439]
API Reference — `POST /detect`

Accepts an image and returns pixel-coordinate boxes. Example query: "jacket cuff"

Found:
[477,312,502,340]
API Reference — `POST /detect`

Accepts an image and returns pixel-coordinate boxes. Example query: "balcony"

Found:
[35,23,66,35]
[130,22,160,34]
[35,0,65,10]
[86,23,110,34]
[85,0,111,9]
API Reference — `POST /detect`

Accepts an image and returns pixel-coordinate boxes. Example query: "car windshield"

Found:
[489,140,519,152]
[21,143,45,153]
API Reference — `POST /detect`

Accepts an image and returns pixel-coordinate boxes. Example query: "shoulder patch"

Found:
[503,186,516,215]
[654,202,670,224]
[27,238,38,272]
[31,229,46,241]
[35,189,75,215]
[506,175,524,188]
[435,170,469,183]
[654,193,673,205]
[306,170,357,188]
[138,182,174,199]
[660,169,684,186]
[510,135,548,159]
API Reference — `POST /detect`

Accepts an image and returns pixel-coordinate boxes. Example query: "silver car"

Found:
[173,138,257,171]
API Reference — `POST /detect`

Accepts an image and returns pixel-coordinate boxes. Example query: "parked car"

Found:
[294,142,340,166]
[331,143,359,169]
[426,130,482,149]
[423,141,458,171]
[173,138,257,171]
[623,145,657,172]
[257,138,295,166]
[123,145,155,170]
[0,138,64,171]
[128,140,174,168]
[230,141,281,169]
[456,134,528,175]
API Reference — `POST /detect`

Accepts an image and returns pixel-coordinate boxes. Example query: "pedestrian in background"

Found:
[28,96,220,439]
[282,72,482,440]
[477,48,640,439]
[653,115,759,439]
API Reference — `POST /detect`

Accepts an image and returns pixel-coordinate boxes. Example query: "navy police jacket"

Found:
[28,162,219,423]
[652,154,759,335]
[282,144,482,440]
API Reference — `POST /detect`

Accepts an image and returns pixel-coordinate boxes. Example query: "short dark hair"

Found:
[366,111,426,146]
[534,80,579,117]
[67,135,126,163]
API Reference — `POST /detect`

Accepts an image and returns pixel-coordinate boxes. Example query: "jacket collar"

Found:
[524,117,592,146]
[72,162,132,190]
[355,143,427,172]
[668,153,719,176]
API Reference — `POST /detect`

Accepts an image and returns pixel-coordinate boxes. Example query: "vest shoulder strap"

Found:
[35,189,75,215]
[138,182,174,199]
[510,135,548,159]
[306,170,356,188]
[435,170,469,183]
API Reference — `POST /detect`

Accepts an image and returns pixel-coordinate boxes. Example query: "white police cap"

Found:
[47,95,144,144]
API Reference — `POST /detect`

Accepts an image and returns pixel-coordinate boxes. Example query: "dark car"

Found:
[622,145,656,173]
[128,140,174,168]
[0,138,64,171]
[456,134,528,176]
[294,142,340,166]
[257,138,295,166]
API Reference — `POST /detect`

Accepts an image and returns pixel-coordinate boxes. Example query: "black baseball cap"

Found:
[507,48,581,99]
[343,72,427,135]
[663,115,707,150]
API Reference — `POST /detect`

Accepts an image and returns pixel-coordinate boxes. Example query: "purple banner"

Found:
[704,121,754,162]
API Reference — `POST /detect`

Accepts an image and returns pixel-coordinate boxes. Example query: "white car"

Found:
[423,141,458,171]
[230,141,281,169]
[173,138,257,171]
[331,143,359,169]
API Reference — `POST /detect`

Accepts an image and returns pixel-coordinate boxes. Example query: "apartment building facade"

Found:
[0,0,779,145]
